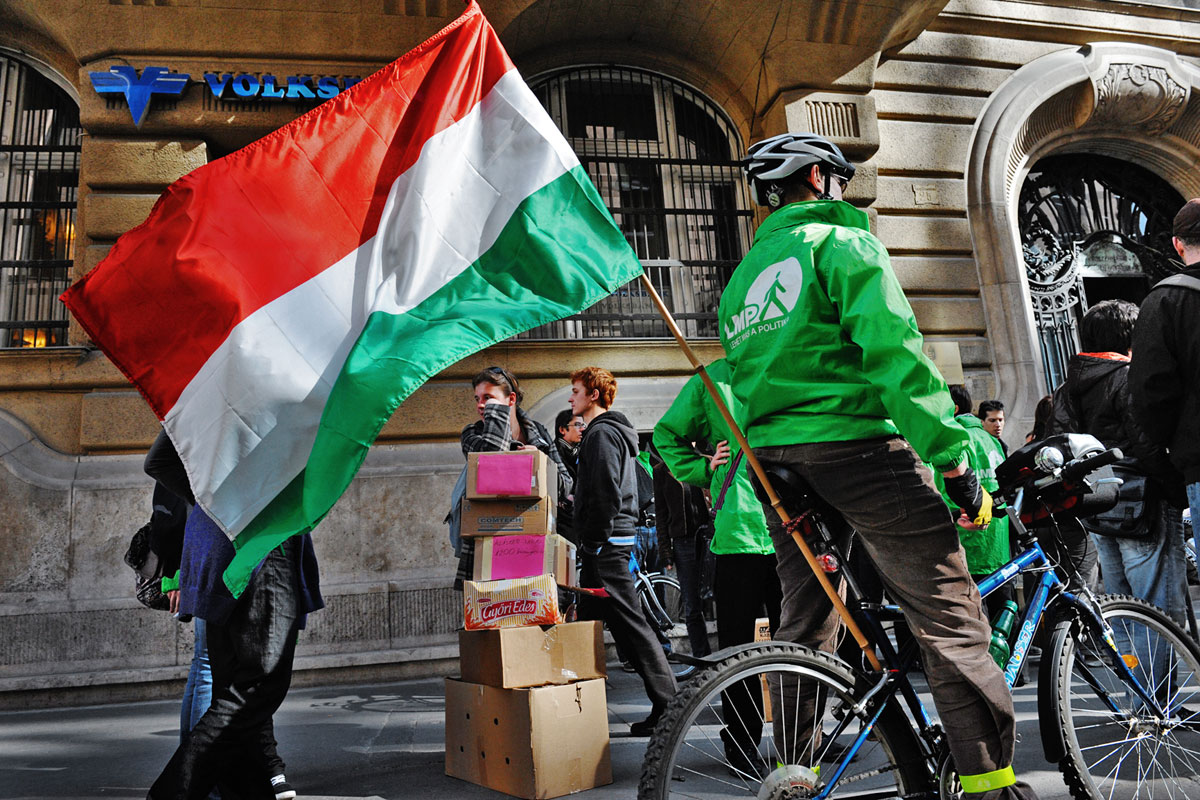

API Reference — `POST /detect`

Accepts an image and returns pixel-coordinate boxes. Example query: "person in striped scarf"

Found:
[454,366,571,588]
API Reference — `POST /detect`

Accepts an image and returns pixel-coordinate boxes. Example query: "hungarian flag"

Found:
[62,1,642,596]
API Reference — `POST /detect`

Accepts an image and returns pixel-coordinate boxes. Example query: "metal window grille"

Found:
[0,56,80,348]
[520,67,754,340]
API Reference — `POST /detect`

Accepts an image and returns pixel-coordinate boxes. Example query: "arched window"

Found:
[0,56,80,348]
[1018,153,1183,388]
[523,66,753,339]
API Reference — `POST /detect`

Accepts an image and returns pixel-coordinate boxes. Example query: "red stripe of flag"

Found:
[62,1,511,420]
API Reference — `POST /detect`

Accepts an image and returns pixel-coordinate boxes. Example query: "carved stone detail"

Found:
[1088,62,1189,136]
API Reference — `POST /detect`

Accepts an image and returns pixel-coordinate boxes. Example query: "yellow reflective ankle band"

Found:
[960,766,1016,794]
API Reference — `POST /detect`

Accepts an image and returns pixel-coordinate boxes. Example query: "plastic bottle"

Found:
[988,600,1020,668]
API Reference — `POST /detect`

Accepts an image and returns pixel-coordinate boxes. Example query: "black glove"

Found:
[579,545,604,589]
[942,467,994,528]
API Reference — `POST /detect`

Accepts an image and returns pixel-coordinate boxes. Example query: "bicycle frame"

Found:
[796,520,1172,798]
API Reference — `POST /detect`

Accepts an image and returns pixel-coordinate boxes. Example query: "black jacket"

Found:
[1129,263,1200,483]
[574,410,640,548]
[1050,352,1181,505]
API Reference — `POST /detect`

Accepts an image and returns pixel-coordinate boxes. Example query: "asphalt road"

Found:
[0,660,1074,800]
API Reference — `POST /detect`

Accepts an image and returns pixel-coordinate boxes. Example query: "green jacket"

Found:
[934,414,1010,575]
[717,200,968,470]
[653,359,773,556]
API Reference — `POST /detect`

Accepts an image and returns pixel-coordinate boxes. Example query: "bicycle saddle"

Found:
[749,463,835,520]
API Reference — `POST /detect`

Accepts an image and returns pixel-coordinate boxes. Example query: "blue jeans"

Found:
[1188,482,1200,556]
[1092,502,1187,626]
[180,618,214,741]
[634,525,659,574]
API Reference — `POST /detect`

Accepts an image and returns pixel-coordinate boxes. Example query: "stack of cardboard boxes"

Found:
[446,450,613,799]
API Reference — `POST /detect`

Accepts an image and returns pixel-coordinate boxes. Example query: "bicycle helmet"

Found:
[743,132,855,207]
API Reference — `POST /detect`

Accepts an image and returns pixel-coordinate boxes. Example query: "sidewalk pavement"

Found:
[0,662,1068,800]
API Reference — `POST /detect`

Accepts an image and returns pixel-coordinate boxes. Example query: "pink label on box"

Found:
[489,535,547,579]
[476,452,535,495]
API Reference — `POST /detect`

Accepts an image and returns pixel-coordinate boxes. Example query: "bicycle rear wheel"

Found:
[651,573,684,627]
[638,643,930,800]
[1048,593,1200,800]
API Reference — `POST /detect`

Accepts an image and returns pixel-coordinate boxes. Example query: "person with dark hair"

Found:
[650,452,712,657]
[1130,200,1200,526]
[553,408,584,481]
[145,431,322,800]
[553,407,585,543]
[935,385,1013,620]
[977,399,1007,455]
[948,384,973,417]
[455,366,571,585]
[569,366,676,736]
[1025,395,1052,444]
[1127,200,1200,613]
[1050,299,1185,621]
[654,357,781,775]
[722,132,1034,798]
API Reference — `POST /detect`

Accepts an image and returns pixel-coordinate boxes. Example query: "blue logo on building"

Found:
[89,66,189,127]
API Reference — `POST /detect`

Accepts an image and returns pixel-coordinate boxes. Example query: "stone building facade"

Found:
[1,0,1198,705]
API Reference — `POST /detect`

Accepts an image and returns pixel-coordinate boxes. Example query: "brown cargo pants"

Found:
[756,435,1032,799]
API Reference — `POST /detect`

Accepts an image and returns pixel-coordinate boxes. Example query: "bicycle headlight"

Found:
[1034,446,1064,473]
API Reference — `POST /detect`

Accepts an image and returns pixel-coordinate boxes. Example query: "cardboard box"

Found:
[461,497,555,537]
[445,678,613,799]
[464,574,562,630]
[459,622,605,688]
[467,450,558,503]
[473,534,577,585]
[755,616,772,722]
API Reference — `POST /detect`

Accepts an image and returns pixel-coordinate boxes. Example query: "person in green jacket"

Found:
[936,385,1013,621]
[719,132,1035,799]
[653,357,782,776]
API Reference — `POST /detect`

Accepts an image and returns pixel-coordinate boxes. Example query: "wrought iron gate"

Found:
[1018,153,1183,388]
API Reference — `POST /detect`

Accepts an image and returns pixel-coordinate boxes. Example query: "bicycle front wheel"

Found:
[638,642,930,800]
[1048,594,1200,800]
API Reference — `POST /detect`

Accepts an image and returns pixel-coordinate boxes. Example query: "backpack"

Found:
[1154,274,1200,293]
[124,484,188,612]
[125,522,171,611]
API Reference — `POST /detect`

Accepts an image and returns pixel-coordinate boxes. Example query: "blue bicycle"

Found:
[640,433,1200,800]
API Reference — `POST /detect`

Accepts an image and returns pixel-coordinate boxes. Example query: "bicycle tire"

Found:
[1047,593,1200,800]
[638,642,930,800]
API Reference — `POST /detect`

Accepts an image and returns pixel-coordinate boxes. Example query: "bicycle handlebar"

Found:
[1061,447,1123,483]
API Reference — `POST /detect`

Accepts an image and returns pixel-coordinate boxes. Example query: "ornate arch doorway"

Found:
[1019,153,1183,388]
[965,42,1200,433]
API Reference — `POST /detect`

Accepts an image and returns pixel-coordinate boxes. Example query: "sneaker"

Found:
[271,779,296,800]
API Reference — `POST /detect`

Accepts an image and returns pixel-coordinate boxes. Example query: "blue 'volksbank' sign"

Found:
[89,66,361,127]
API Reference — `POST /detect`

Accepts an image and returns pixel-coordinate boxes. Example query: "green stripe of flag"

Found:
[222,165,642,595]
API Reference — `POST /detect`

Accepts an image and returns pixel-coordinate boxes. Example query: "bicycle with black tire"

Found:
[640,433,1200,800]
[630,550,699,680]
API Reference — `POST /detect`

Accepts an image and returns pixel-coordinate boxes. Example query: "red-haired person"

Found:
[569,366,677,735]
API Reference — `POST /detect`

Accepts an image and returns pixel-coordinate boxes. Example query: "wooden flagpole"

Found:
[639,273,881,671]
